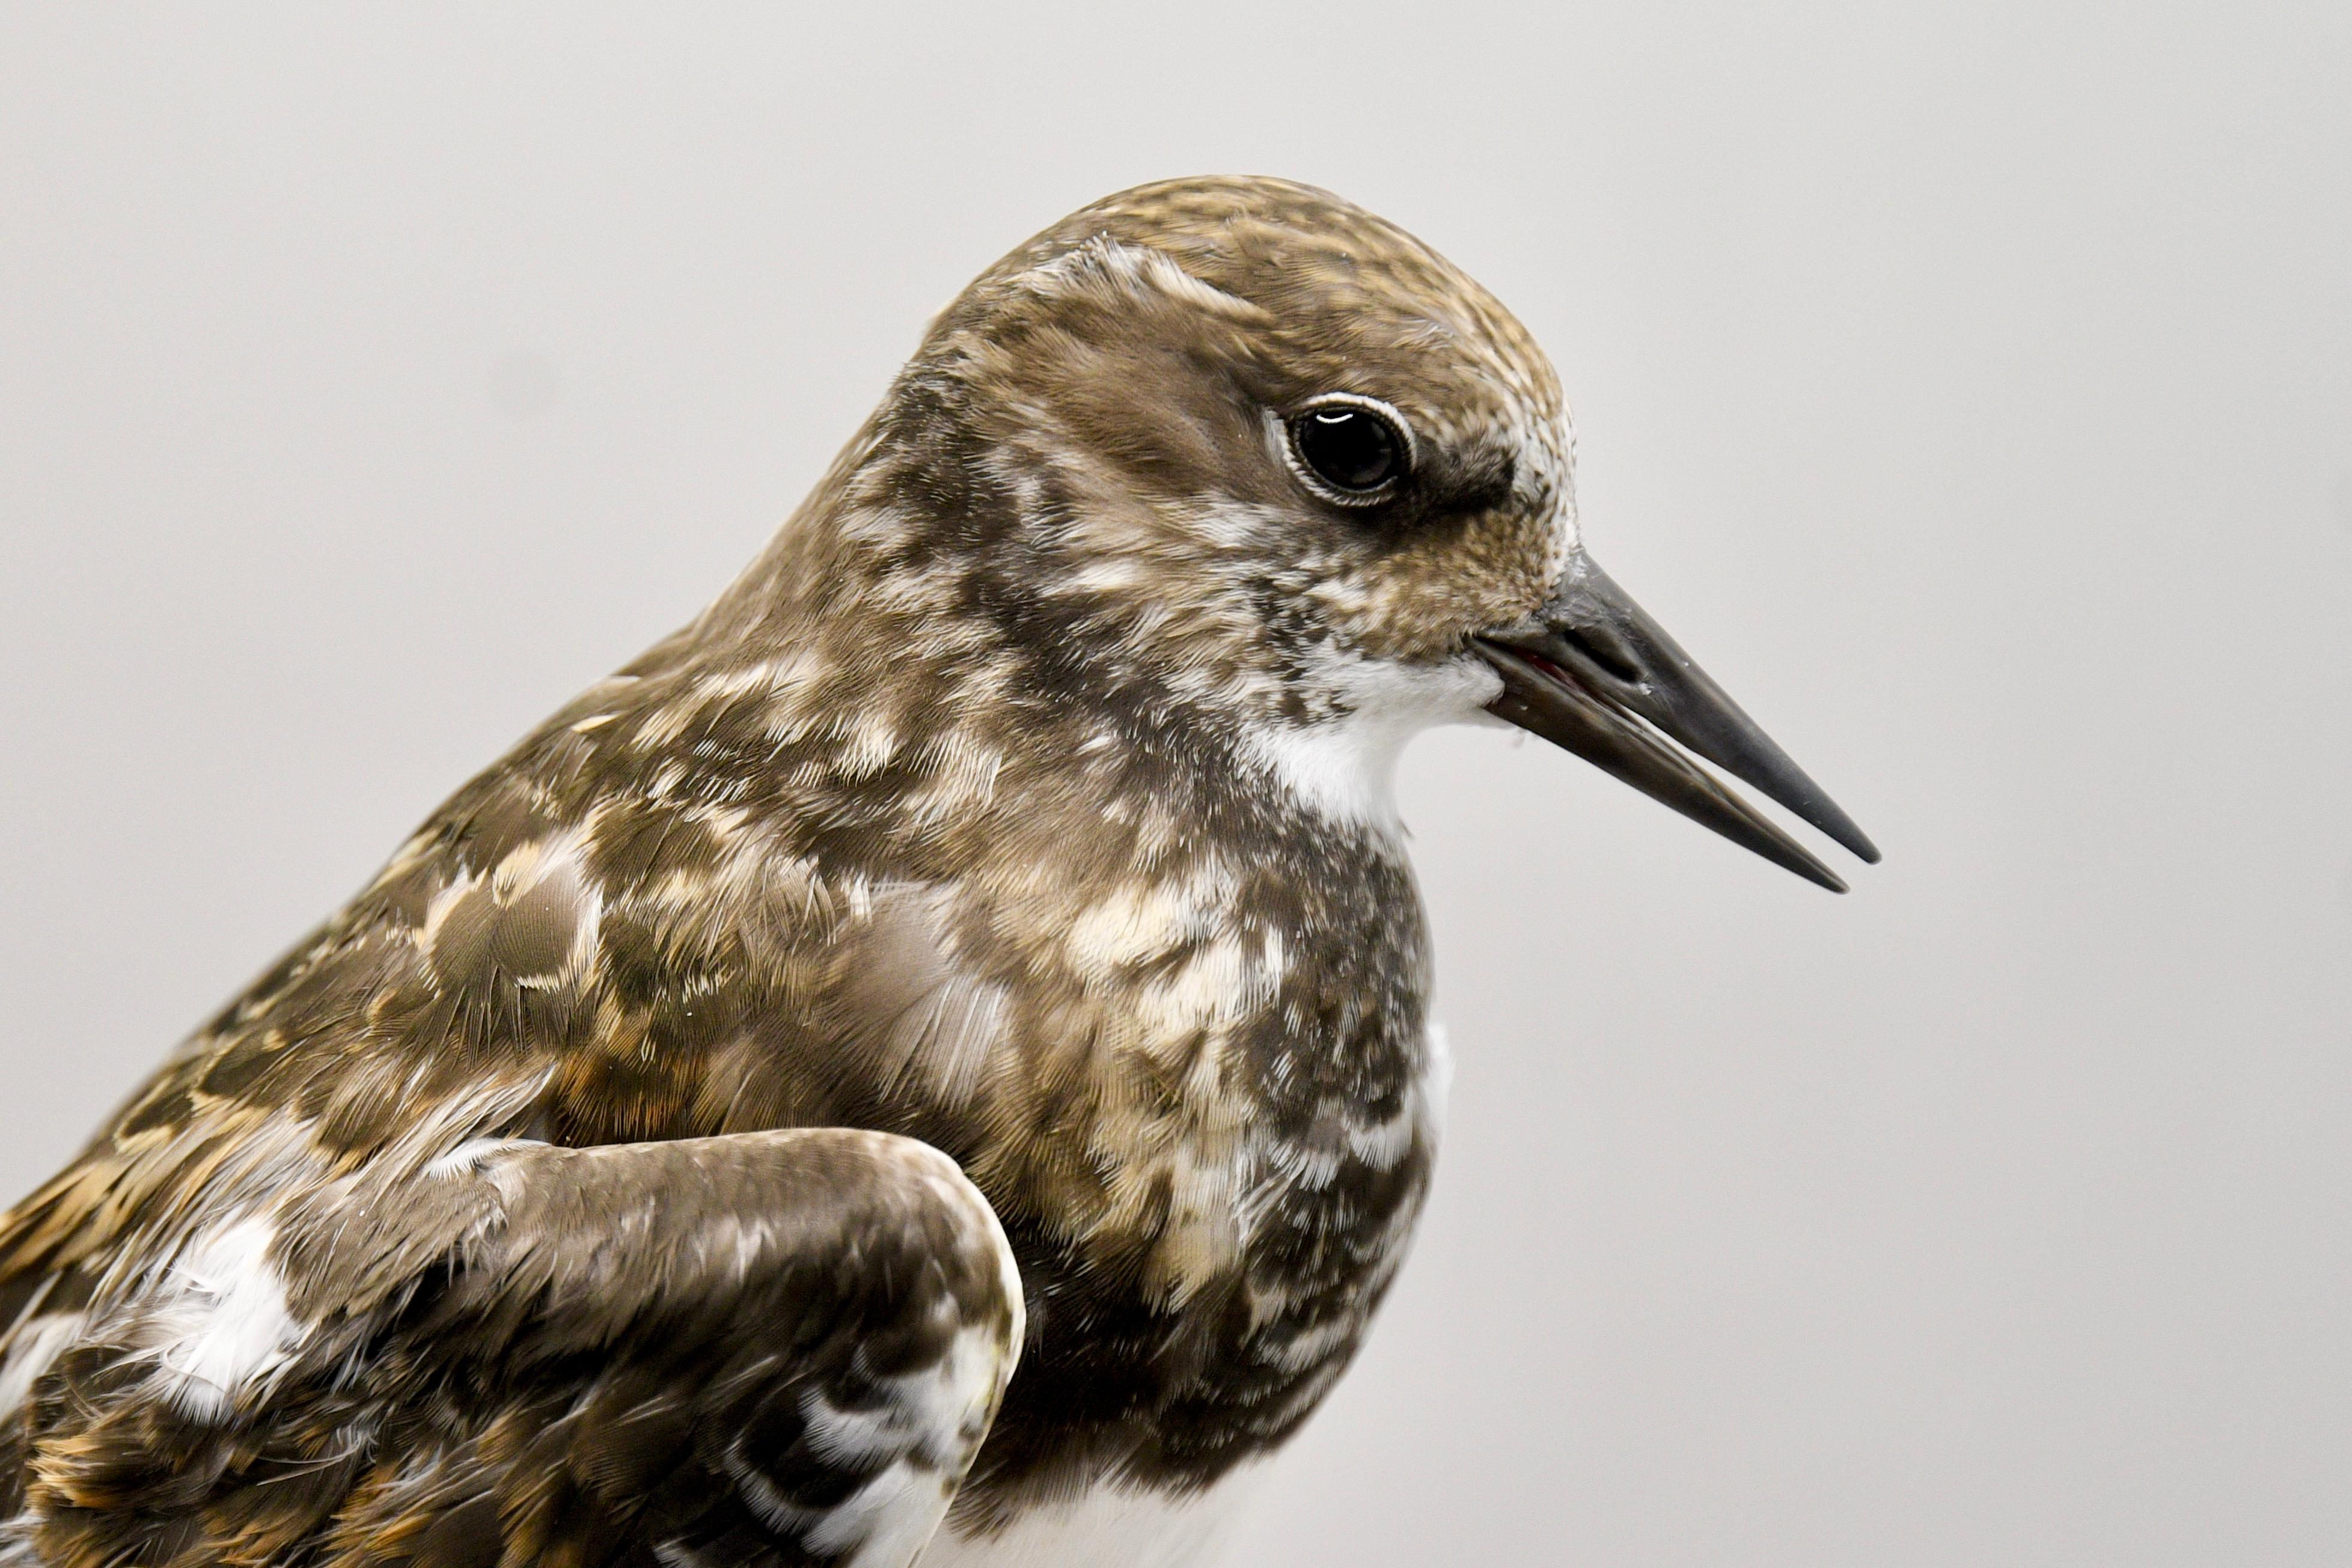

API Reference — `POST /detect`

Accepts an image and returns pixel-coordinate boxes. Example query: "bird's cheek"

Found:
[1304,571,1440,663]
[1292,501,1565,664]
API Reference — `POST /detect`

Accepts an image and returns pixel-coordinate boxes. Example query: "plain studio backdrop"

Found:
[2,5,2346,1564]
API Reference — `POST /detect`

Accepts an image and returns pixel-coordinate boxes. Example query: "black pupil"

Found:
[1295,407,1398,492]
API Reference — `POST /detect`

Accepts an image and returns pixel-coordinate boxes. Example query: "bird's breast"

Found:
[930,825,1447,1505]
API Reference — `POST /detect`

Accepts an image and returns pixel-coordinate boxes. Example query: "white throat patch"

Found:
[1236,651,1502,834]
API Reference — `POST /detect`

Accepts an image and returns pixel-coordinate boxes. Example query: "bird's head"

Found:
[785,177,1874,887]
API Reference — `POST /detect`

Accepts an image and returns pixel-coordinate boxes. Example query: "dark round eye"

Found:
[1289,402,1406,498]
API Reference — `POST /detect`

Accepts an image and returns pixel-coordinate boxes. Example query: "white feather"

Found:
[143,1216,303,1420]
[1238,652,1501,834]
[0,1312,85,1418]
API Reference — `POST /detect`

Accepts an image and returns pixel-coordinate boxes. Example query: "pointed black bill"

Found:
[1476,551,1878,891]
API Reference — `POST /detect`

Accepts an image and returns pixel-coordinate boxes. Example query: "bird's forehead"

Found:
[979,176,1564,444]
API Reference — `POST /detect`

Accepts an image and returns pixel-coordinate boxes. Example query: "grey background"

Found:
[2,5,2345,1563]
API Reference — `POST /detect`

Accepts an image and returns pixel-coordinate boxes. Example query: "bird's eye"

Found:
[1286,397,1410,502]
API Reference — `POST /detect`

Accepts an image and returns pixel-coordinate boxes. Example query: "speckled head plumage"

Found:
[0,177,1873,1568]
[932,177,1576,662]
[703,178,1572,751]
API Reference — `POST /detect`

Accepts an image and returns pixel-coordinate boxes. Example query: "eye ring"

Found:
[1280,394,1415,506]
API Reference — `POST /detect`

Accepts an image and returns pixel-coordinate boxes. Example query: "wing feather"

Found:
[5,1129,1021,1568]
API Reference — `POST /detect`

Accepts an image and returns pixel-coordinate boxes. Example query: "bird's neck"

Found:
[684,385,1361,748]
[660,435,1478,855]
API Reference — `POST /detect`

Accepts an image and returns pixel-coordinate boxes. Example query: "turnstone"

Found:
[0,177,1874,1568]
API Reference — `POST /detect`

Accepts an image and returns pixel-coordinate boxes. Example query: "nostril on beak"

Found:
[1556,625,1644,686]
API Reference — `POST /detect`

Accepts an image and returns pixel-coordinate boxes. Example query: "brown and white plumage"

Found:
[11,1132,1016,1568]
[0,177,1872,1567]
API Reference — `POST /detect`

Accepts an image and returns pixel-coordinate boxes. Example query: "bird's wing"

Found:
[4,1127,1022,1568]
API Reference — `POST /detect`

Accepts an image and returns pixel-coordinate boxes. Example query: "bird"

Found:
[0,176,1876,1568]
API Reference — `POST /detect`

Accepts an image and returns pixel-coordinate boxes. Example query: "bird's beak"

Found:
[1475,550,1880,892]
